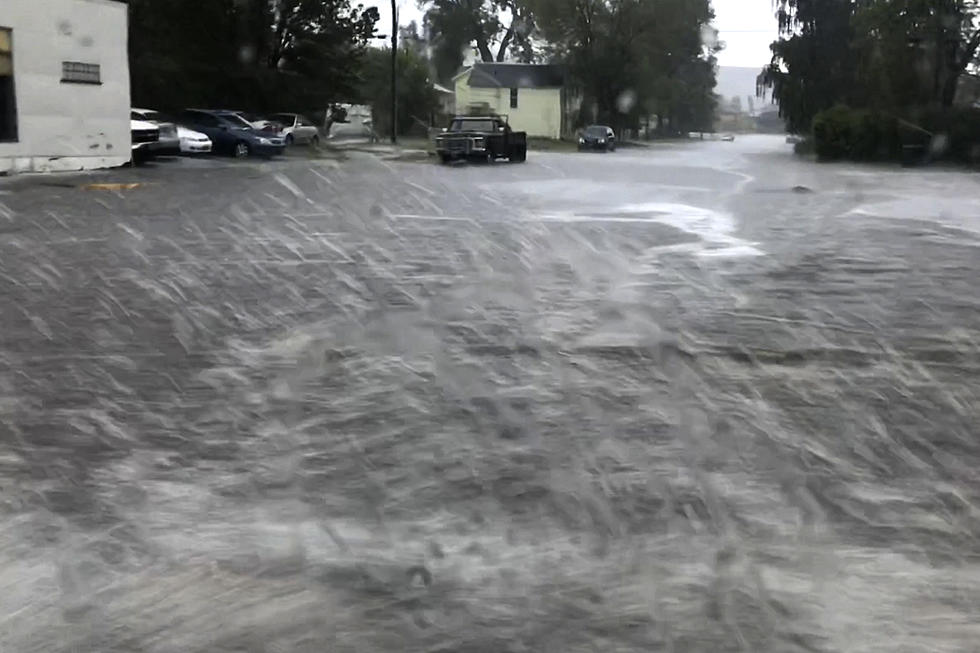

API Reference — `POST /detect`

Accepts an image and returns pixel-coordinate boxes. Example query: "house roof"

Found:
[460,63,564,89]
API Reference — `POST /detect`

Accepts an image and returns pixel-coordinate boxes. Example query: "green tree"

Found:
[531,0,718,134]
[123,0,378,111]
[359,46,439,136]
[874,0,980,107]
[763,0,980,132]
[761,0,859,133]
[400,21,428,56]
[422,0,537,82]
[269,1,379,85]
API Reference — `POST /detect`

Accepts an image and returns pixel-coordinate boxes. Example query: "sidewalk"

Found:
[0,167,118,192]
[324,137,433,161]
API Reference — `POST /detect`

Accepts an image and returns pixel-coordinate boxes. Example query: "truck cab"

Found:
[435,115,527,164]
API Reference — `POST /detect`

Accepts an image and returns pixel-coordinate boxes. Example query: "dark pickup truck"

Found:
[435,115,527,163]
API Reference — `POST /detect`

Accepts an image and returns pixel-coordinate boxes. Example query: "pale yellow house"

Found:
[452,63,564,139]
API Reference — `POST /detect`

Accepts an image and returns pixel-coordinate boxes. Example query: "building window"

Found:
[0,27,16,142]
[61,61,101,85]
[510,88,518,109]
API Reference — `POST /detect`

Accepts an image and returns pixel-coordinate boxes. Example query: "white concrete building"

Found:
[0,0,130,174]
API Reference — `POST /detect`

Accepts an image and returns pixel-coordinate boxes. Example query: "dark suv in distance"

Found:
[578,125,617,152]
[176,109,286,158]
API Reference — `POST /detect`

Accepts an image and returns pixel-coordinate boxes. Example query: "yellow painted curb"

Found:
[82,183,143,191]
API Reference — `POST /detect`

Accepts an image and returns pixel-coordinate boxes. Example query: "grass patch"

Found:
[394,137,435,153]
[528,137,578,152]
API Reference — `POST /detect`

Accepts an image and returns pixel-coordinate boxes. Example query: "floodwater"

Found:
[1,136,979,652]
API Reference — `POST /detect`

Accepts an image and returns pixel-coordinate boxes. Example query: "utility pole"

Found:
[390,0,397,144]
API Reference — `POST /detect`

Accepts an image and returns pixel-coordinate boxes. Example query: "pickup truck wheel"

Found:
[509,146,527,163]
[439,153,451,164]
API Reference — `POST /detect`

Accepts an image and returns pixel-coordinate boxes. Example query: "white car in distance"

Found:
[132,108,212,155]
[131,108,180,154]
[130,119,159,163]
[268,113,320,146]
[177,125,212,154]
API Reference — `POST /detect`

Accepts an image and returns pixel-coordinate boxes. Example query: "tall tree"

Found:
[123,0,378,110]
[763,0,980,132]
[532,0,718,133]
[761,0,859,133]
[359,45,439,136]
[268,0,379,78]
[422,0,536,82]
[886,0,980,106]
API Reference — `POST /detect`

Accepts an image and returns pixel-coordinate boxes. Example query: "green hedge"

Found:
[913,108,980,163]
[812,105,980,165]
[812,106,901,162]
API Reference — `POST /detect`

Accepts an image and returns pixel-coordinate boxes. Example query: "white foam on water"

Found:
[538,202,763,258]
[848,195,980,240]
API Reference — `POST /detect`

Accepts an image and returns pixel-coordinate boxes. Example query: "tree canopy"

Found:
[531,0,719,133]
[420,0,717,135]
[763,0,980,132]
[422,0,536,82]
[124,0,379,112]
[358,45,440,137]
[124,0,717,136]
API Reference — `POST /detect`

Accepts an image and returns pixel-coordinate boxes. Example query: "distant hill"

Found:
[715,66,767,110]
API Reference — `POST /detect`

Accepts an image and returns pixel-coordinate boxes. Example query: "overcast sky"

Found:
[368,0,777,68]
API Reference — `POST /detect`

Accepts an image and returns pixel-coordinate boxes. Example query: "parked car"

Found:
[133,107,211,155]
[578,125,616,152]
[130,118,159,164]
[176,109,286,158]
[268,113,320,146]
[435,115,527,163]
[177,125,212,154]
[227,111,284,135]
[131,108,180,155]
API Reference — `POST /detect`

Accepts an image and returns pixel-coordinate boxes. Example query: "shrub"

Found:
[812,105,854,161]
[848,109,876,160]
[812,106,904,162]
[911,107,980,164]
[813,105,980,165]
[793,138,814,155]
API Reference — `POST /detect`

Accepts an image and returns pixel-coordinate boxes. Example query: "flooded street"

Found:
[1,136,979,652]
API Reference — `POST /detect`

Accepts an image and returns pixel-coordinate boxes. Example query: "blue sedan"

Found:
[176,109,286,158]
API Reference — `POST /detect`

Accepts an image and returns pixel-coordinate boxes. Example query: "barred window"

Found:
[61,61,101,85]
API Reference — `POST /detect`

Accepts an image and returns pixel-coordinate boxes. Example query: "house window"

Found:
[61,61,101,85]
[510,88,518,109]
[0,27,16,142]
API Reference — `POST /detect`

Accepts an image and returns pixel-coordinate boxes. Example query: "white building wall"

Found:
[0,0,130,174]
[453,70,563,139]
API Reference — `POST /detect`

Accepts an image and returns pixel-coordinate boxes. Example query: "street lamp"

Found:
[390,0,397,144]
[371,2,398,144]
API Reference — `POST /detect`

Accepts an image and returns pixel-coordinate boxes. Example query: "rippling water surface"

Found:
[1,138,979,652]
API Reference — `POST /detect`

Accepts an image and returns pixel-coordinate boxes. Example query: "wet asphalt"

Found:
[1,136,979,652]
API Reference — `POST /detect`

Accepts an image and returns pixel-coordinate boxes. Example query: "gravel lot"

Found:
[1,137,978,652]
